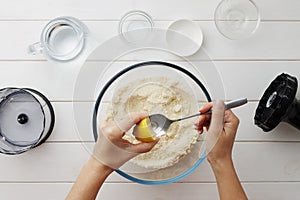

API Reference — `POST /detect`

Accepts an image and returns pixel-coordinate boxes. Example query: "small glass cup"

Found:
[214,0,260,40]
[28,16,89,61]
[118,10,154,43]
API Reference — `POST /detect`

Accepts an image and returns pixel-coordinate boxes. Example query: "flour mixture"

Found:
[106,77,199,169]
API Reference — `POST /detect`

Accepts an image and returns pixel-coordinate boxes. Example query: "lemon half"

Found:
[133,117,156,142]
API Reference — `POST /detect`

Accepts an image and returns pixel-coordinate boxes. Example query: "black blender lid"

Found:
[254,73,298,132]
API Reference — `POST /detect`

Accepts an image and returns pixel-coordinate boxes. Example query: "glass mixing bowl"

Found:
[93,61,211,184]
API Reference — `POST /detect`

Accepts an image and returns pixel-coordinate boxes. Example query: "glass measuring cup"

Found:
[28,16,89,61]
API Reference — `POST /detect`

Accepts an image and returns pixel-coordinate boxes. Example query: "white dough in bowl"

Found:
[106,77,199,169]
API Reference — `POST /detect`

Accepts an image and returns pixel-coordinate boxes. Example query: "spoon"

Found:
[149,98,248,137]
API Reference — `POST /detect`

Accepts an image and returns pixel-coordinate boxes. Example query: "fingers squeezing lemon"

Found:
[133,117,156,142]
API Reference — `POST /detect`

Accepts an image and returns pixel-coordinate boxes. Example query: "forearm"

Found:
[66,156,114,200]
[211,159,248,200]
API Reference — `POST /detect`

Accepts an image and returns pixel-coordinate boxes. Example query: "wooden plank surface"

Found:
[1,0,300,199]
[0,0,299,20]
[0,182,299,200]
[0,142,299,183]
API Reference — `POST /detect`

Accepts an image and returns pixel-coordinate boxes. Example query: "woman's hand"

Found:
[196,100,239,167]
[196,100,247,200]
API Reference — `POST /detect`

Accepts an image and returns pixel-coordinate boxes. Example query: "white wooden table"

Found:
[1,0,300,199]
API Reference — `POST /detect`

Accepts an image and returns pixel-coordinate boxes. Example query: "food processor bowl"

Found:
[0,88,55,155]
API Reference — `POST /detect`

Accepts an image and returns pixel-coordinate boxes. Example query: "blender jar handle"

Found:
[28,42,43,55]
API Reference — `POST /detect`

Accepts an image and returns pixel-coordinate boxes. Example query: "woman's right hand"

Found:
[196,101,248,200]
[196,100,240,167]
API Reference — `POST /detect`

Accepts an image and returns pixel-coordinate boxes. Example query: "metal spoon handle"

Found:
[172,113,202,122]
[173,98,248,122]
[205,98,248,114]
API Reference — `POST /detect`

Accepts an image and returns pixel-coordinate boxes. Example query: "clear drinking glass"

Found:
[214,0,260,40]
[28,16,89,61]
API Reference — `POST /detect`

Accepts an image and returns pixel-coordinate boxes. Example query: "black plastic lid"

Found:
[254,73,298,132]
